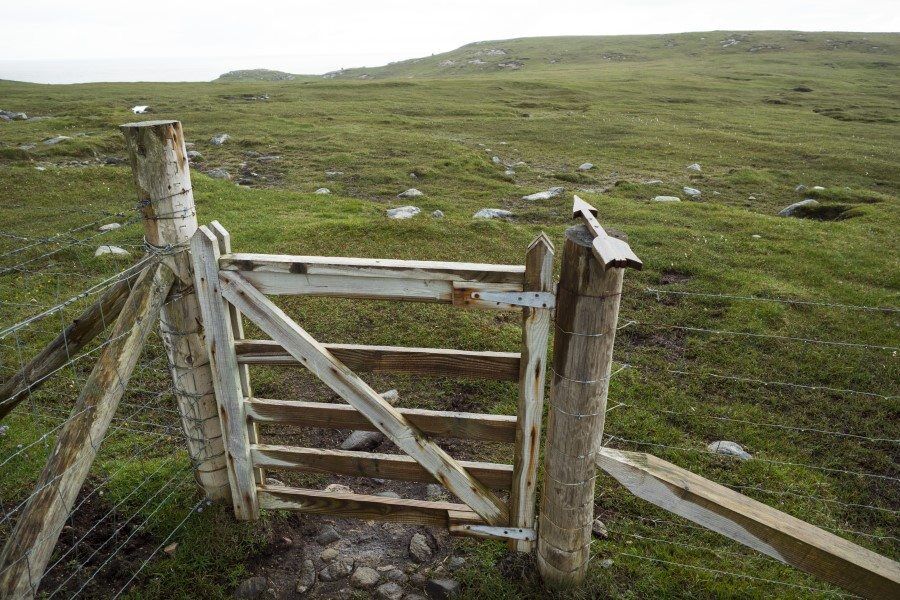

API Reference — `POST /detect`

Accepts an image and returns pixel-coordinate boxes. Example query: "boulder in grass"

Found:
[522,186,564,201]
[651,196,681,202]
[683,186,702,198]
[210,133,229,145]
[578,162,594,171]
[187,150,203,162]
[95,245,130,258]
[314,187,331,195]
[206,168,231,180]
[473,208,512,219]
[778,198,818,217]
[386,206,421,220]
[43,136,71,146]
[409,533,433,562]
[397,188,424,198]
[707,440,752,460]
[98,223,122,232]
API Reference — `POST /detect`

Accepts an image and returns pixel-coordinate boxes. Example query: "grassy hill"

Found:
[0,32,898,599]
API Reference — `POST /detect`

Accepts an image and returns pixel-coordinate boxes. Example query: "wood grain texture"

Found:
[597,448,900,600]
[0,263,173,600]
[220,253,525,284]
[190,227,258,521]
[251,444,513,489]
[509,233,554,552]
[218,270,510,525]
[245,398,517,443]
[258,486,482,527]
[0,262,144,420]
[121,120,229,501]
[234,340,521,381]
[538,225,626,587]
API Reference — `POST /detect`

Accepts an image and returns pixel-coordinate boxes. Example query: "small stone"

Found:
[356,549,386,566]
[325,170,344,177]
[491,156,502,164]
[342,430,385,451]
[748,195,756,200]
[599,559,614,569]
[794,184,807,192]
[591,517,608,539]
[95,245,130,258]
[316,524,342,545]
[210,133,230,145]
[384,568,407,583]
[683,186,702,197]
[707,440,752,460]
[314,187,331,194]
[18,143,36,151]
[651,196,681,202]
[644,179,664,185]
[351,567,381,589]
[473,208,512,219]
[447,556,465,570]
[387,206,421,219]
[296,559,316,594]
[320,548,340,562]
[187,150,204,161]
[375,491,401,499]
[398,188,424,198]
[131,105,150,114]
[431,210,444,219]
[522,186,564,201]
[425,578,460,599]
[811,185,826,191]
[377,565,396,572]
[752,234,762,239]
[578,162,594,171]
[503,169,515,177]
[163,542,178,555]
[0,425,8,437]
[686,163,702,172]
[778,199,819,217]
[98,223,121,232]
[206,168,231,180]
[409,533,433,562]
[425,484,444,500]
[376,582,405,600]
[324,483,353,494]
[320,556,355,581]
[265,477,285,487]
[234,576,268,599]
[42,136,71,146]
[103,156,127,165]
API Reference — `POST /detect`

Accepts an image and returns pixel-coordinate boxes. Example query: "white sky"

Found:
[1,0,897,83]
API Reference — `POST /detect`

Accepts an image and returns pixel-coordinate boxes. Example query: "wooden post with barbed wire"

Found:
[120,120,230,502]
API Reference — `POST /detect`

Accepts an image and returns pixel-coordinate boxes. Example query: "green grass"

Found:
[0,31,898,599]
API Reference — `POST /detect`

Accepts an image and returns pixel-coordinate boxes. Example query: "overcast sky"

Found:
[1,0,897,83]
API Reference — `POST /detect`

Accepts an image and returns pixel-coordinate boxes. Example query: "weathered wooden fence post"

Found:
[121,120,230,501]
[537,224,629,586]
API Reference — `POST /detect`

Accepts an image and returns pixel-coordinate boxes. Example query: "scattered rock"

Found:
[409,533,433,562]
[651,196,681,202]
[578,162,594,171]
[163,542,178,555]
[325,170,344,177]
[187,150,204,162]
[592,517,608,539]
[0,425,8,437]
[599,559,614,569]
[324,483,353,494]
[342,390,400,449]
[473,208,512,219]
[752,234,762,239]
[98,223,121,232]
[778,198,819,217]
[18,143,35,151]
[0,110,28,120]
[425,578,460,599]
[234,576,268,599]
[431,210,444,219]
[42,136,71,146]
[257,155,280,163]
[355,549,385,566]
[811,185,825,191]
[376,582,404,600]
[644,179,664,185]
[683,186,702,198]
[439,60,455,67]
[522,186,564,201]
[375,491,402,499]
[316,524,342,545]
[447,556,465,570]
[425,484,444,500]
[265,477,285,487]
[792,85,813,92]
[206,168,231,180]
[95,245,130,258]
[103,156,127,165]
[491,156,502,164]
[498,60,524,70]
[686,163,702,172]
[320,556,355,582]
[296,559,316,594]
[314,188,331,195]
[503,169,516,177]
[794,184,807,192]
[320,548,340,562]
[210,133,230,145]
[398,188,424,198]
[131,105,150,114]
[351,567,381,589]
[707,440,752,460]
[387,206,421,220]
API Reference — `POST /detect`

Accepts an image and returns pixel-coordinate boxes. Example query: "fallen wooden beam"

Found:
[257,486,483,527]
[245,398,517,443]
[219,269,510,525]
[0,263,174,599]
[596,448,900,600]
[234,340,521,381]
[220,253,525,284]
[251,444,513,489]
[0,262,145,420]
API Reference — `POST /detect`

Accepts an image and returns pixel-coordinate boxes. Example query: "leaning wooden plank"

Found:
[219,270,510,526]
[258,486,482,527]
[0,263,173,600]
[509,233,554,552]
[235,270,520,303]
[234,340,521,381]
[597,448,900,600]
[245,398,517,443]
[251,444,513,489]
[449,524,537,542]
[0,262,145,420]
[220,253,525,284]
[190,227,258,521]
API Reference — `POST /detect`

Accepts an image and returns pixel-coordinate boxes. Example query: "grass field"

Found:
[0,31,898,598]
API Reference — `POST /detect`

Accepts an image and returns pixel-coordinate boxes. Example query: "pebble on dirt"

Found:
[409,532,433,562]
[316,524,342,545]
[375,581,404,600]
[425,578,461,599]
[234,576,268,599]
[351,566,381,589]
[319,556,354,581]
[295,559,316,594]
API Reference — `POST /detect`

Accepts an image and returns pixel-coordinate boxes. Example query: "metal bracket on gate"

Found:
[467,290,556,310]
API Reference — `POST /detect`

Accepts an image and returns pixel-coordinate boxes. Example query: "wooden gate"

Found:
[189,222,554,551]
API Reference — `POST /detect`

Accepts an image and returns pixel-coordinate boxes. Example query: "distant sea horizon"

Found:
[0,53,398,84]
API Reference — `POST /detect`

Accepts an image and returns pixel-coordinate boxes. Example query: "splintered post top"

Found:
[571,195,642,270]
